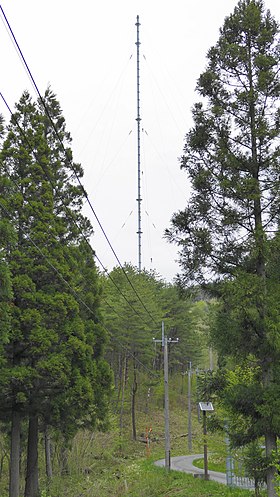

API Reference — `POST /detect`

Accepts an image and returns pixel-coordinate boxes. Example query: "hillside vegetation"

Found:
[0,373,263,496]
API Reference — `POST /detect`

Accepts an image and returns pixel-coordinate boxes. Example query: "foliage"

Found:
[166,1,280,494]
[102,265,213,376]
[0,364,261,497]
[166,0,280,287]
[101,264,163,367]
[0,88,111,430]
[243,441,267,494]
[0,88,112,496]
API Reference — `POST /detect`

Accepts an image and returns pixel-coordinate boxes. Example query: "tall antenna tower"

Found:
[135,15,142,272]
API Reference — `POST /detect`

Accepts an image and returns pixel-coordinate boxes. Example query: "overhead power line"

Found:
[0,91,158,329]
[0,198,96,319]
[0,198,159,380]
[0,5,158,326]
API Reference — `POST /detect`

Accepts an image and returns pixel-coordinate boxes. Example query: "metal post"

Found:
[203,410,209,480]
[187,362,192,452]
[225,421,234,486]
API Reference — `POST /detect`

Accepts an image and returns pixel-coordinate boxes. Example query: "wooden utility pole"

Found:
[153,322,178,470]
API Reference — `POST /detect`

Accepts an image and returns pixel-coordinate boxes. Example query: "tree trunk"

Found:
[247,36,277,497]
[59,445,69,476]
[44,426,52,479]
[24,414,39,497]
[265,431,277,497]
[262,366,277,497]
[119,354,127,436]
[9,409,21,497]
[131,355,138,441]
[115,352,123,412]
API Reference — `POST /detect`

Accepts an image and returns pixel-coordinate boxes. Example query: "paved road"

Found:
[155,454,227,485]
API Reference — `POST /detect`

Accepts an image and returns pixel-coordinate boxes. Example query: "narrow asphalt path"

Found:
[155,454,227,485]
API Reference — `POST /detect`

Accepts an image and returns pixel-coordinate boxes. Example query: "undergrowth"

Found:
[0,374,265,496]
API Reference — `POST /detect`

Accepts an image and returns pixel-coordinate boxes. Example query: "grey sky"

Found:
[1,0,280,281]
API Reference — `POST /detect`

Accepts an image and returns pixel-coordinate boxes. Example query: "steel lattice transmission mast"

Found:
[135,15,142,272]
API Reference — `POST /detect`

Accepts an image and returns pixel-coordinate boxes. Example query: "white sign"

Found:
[199,402,214,411]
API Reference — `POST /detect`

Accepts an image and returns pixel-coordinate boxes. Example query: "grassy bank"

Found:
[41,405,262,497]
[45,455,258,497]
[0,376,264,496]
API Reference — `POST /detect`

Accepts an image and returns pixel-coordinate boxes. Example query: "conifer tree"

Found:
[0,90,111,497]
[101,265,162,439]
[166,1,280,494]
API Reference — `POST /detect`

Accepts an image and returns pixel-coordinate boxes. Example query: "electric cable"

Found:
[0,198,96,319]
[0,6,191,391]
[0,200,159,382]
[0,161,162,379]
[0,5,158,326]
[109,336,160,379]
[0,92,158,329]
[0,5,156,323]
[0,175,161,380]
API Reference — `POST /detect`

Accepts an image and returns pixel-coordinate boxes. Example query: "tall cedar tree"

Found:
[166,1,280,495]
[0,89,111,497]
[0,112,13,353]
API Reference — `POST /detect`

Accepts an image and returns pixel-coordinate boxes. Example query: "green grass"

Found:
[45,456,259,497]
[193,455,227,473]
[41,403,243,496]
[103,457,258,497]
[0,376,267,497]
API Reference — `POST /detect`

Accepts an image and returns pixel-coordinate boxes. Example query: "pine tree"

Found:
[166,1,280,494]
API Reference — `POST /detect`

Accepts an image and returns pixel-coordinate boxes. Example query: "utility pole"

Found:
[209,346,213,371]
[153,322,178,470]
[163,326,170,470]
[187,361,192,452]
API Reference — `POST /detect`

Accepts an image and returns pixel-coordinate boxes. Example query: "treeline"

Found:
[101,264,213,441]
[0,89,212,497]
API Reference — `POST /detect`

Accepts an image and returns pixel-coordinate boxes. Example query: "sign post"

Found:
[199,402,214,480]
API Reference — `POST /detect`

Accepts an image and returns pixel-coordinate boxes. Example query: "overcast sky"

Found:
[1,0,280,282]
